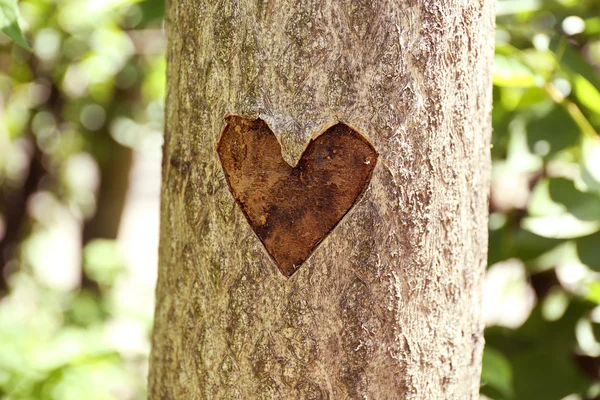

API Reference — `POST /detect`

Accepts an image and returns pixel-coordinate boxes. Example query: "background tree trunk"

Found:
[149,0,494,398]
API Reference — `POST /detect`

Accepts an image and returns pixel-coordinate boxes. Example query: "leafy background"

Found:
[0,0,599,399]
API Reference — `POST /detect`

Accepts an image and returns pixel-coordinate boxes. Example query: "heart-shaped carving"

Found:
[217,115,378,277]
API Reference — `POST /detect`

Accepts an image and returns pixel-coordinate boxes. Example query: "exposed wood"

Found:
[149,0,495,398]
[217,115,377,277]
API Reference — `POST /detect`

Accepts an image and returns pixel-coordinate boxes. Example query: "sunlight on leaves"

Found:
[0,0,30,49]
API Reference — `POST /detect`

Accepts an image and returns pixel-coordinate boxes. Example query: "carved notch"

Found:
[217,115,378,277]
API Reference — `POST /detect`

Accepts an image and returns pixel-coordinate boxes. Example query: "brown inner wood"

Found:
[217,115,378,277]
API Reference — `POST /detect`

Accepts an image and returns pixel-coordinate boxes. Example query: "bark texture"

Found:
[149,0,495,398]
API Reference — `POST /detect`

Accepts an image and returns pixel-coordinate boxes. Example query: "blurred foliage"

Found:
[0,0,30,50]
[1,0,600,399]
[485,0,600,399]
[0,0,164,398]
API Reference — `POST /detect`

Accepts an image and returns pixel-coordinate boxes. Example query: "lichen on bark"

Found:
[149,0,494,398]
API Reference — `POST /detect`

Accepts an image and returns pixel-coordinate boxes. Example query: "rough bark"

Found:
[149,0,494,398]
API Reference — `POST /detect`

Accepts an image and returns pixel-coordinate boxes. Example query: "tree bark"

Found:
[149,0,494,398]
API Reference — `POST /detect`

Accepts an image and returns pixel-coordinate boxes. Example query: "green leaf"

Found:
[524,178,600,239]
[593,322,600,341]
[496,0,542,16]
[580,134,600,193]
[481,347,514,399]
[82,240,126,287]
[513,229,564,263]
[527,241,580,272]
[512,347,590,400]
[547,179,600,221]
[510,301,595,400]
[528,179,567,217]
[0,0,30,50]
[139,0,165,23]
[573,74,600,114]
[494,54,538,88]
[588,282,600,304]
[516,87,548,109]
[576,232,600,272]
[522,215,600,239]
[525,104,579,157]
[584,16,600,35]
[551,39,600,94]
[489,222,514,266]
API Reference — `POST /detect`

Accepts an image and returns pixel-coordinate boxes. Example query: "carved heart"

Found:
[217,115,378,277]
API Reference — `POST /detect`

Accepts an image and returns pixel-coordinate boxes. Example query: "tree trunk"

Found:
[149,0,494,398]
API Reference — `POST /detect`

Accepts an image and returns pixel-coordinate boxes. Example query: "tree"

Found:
[148,0,495,398]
